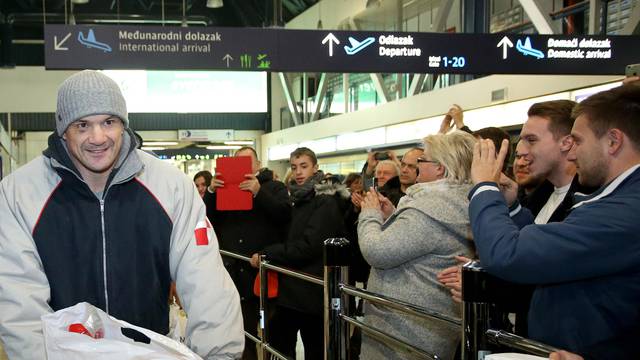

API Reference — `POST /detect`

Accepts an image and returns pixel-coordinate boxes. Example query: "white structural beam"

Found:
[278,72,302,126]
[589,0,605,34]
[434,0,454,32]
[518,0,556,34]
[408,74,426,96]
[311,73,328,122]
[370,73,391,104]
[621,2,640,35]
[343,73,350,113]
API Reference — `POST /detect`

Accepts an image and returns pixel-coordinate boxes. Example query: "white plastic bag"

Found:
[42,302,202,360]
[167,302,188,343]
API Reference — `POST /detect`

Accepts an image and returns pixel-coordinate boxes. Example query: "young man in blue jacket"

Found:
[469,84,640,356]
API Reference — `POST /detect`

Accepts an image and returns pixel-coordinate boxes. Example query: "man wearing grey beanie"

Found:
[0,70,244,359]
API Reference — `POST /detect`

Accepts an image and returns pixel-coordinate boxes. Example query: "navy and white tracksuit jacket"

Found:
[0,131,244,359]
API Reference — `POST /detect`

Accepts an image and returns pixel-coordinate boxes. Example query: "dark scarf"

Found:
[288,170,325,203]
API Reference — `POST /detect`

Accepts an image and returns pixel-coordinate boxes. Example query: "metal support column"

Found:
[311,73,328,122]
[408,74,426,96]
[323,238,350,360]
[462,0,489,83]
[302,72,308,123]
[518,0,557,34]
[434,0,454,32]
[396,0,403,100]
[463,0,489,34]
[7,113,13,173]
[278,72,302,126]
[258,255,270,360]
[370,73,391,104]
[343,73,349,113]
[589,0,605,34]
[461,261,492,360]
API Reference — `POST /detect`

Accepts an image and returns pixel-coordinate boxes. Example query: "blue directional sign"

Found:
[45,24,640,75]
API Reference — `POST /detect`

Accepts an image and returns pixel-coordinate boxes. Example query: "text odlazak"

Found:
[119,30,222,42]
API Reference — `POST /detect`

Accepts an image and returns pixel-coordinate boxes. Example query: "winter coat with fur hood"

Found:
[261,181,349,315]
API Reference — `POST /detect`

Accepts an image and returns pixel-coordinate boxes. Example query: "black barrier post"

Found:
[259,255,269,359]
[323,238,350,360]
[461,261,491,360]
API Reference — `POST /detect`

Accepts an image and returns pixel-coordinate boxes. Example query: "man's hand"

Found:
[361,188,382,212]
[439,114,454,134]
[239,174,260,196]
[439,104,464,134]
[471,139,509,185]
[208,172,225,193]
[623,75,640,85]
[250,253,260,268]
[437,255,471,303]
[378,194,395,220]
[437,265,462,302]
[549,351,584,360]
[366,151,378,176]
[351,192,364,210]
[498,173,518,206]
[387,150,400,167]
[449,104,464,129]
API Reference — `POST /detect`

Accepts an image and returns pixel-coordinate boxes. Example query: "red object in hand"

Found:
[68,323,93,337]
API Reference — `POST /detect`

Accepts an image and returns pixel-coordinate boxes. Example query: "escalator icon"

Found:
[78,29,112,53]
[516,37,544,59]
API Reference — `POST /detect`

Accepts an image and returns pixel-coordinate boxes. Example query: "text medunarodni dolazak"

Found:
[118,30,222,42]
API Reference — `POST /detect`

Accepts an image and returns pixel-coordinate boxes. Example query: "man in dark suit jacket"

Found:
[203,146,291,360]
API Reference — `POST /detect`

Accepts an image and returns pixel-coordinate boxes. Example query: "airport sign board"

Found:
[45,25,639,75]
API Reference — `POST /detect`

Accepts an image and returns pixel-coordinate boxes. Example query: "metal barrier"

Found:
[220,249,322,360]
[323,238,462,360]
[220,243,557,360]
[461,260,558,359]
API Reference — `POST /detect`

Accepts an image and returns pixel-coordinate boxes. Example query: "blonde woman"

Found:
[357,131,477,360]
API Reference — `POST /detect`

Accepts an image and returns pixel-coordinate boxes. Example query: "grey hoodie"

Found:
[357,179,474,360]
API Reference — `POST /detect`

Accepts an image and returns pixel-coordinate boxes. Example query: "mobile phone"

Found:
[363,176,376,192]
[626,63,640,77]
[374,152,390,161]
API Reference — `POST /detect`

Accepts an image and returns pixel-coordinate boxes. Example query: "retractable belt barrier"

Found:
[220,243,557,360]
[461,261,558,359]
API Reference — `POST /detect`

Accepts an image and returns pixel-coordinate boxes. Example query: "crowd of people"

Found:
[195,82,640,360]
[1,70,639,360]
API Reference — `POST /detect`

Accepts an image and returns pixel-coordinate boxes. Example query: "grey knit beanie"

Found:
[55,70,129,136]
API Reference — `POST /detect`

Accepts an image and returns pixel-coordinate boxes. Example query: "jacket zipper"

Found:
[50,153,139,315]
[100,199,110,314]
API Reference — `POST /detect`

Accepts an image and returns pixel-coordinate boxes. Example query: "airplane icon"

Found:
[344,36,376,55]
[516,37,544,59]
[78,29,112,53]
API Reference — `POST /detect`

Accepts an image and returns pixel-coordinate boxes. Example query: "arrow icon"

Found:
[497,36,514,60]
[54,33,71,51]
[322,33,340,57]
[222,54,233,67]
